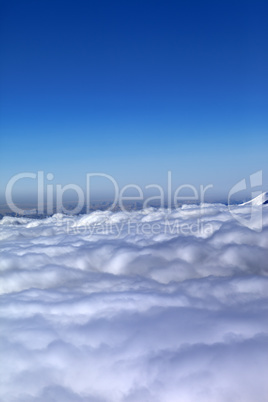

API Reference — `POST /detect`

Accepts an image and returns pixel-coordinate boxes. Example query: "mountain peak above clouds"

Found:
[242,192,268,206]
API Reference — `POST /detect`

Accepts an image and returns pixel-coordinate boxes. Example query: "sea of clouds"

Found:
[1,203,268,402]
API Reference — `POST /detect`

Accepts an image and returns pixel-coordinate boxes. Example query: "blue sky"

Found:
[1,0,267,203]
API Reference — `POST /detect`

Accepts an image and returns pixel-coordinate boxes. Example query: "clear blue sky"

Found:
[1,0,267,202]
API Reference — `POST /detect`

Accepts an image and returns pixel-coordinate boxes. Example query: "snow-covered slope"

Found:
[242,191,268,206]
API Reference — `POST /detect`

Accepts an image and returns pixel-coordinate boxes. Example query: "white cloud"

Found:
[1,204,268,401]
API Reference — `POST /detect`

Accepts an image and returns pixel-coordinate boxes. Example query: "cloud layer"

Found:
[1,204,268,401]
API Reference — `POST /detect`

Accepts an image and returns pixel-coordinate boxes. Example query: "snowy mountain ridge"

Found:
[241,191,268,206]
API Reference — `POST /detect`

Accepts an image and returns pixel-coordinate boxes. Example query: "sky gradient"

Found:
[1,0,268,203]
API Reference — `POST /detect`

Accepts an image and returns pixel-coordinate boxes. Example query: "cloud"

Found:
[1,204,268,401]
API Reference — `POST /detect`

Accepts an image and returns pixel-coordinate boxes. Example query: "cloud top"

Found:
[1,204,268,401]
